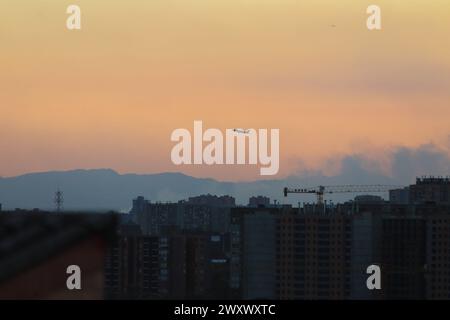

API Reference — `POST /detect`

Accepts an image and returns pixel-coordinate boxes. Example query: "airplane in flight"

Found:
[233,128,250,134]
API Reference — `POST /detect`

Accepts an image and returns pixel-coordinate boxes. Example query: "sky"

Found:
[1,0,449,181]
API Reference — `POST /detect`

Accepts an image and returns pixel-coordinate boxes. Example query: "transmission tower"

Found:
[54,189,64,212]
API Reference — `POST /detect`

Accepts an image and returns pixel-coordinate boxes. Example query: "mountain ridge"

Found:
[0,168,402,211]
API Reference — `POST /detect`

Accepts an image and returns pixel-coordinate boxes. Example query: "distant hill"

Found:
[0,168,402,211]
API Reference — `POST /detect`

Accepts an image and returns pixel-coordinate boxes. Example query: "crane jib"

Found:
[283,185,405,204]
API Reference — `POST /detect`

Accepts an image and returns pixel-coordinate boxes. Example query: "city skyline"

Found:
[3,177,450,299]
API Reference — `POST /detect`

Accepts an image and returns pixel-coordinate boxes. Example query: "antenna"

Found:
[54,188,64,212]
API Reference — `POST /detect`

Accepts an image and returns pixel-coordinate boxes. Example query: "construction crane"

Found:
[283,185,404,205]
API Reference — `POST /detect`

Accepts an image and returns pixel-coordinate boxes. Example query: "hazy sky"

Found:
[1,0,449,181]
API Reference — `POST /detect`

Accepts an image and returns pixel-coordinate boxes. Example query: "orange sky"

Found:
[1,0,449,180]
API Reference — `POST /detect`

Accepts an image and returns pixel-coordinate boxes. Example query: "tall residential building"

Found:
[424,207,450,299]
[248,196,271,208]
[104,223,186,299]
[389,187,410,205]
[381,216,426,299]
[230,207,281,299]
[185,233,231,299]
[350,212,383,300]
[410,177,450,205]
[231,194,450,300]
[104,222,231,299]
[131,196,232,235]
[186,194,236,207]
[231,205,352,300]
[277,208,352,299]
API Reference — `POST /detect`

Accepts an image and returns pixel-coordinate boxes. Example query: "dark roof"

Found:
[0,211,117,283]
